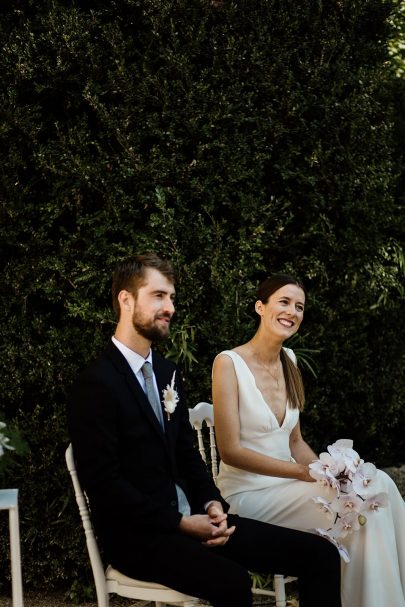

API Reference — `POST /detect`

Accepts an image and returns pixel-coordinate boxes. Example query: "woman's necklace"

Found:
[261,360,282,386]
[253,352,282,386]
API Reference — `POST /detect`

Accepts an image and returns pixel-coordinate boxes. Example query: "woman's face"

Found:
[256,283,305,340]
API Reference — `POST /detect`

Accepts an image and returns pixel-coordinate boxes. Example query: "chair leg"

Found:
[93,582,109,607]
[9,506,23,607]
[274,574,287,607]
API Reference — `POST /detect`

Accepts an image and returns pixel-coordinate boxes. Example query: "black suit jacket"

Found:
[67,341,226,559]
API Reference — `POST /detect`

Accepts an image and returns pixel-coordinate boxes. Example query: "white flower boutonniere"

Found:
[162,371,179,420]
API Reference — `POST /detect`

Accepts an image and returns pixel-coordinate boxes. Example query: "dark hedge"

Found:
[0,0,403,596]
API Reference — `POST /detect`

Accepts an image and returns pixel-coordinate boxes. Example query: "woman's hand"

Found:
[296,463,316,483]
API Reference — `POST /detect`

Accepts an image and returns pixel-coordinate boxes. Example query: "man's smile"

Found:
[156,314,172,324]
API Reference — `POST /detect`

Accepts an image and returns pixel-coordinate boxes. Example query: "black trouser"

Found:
[111,514,342,607]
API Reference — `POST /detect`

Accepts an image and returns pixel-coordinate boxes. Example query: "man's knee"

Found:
[312,535,341,577]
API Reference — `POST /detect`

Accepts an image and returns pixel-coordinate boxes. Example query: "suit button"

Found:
[170,500,177,507]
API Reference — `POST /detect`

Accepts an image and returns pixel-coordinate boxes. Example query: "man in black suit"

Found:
[68,253,341,607]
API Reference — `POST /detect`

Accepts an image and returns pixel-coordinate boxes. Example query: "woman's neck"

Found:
[247,331,283,364]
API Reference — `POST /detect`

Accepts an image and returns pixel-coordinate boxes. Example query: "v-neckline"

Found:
[229,350,288,428]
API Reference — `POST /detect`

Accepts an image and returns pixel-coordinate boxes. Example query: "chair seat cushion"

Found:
[106,565,172,590]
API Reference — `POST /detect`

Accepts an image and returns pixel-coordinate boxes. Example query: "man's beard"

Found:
[132,311,171,342]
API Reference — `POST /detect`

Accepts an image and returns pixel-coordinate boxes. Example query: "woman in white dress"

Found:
[212,275,405,607]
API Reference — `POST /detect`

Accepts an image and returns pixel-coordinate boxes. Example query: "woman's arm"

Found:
[212,354,314,482]
[289,420,318,466]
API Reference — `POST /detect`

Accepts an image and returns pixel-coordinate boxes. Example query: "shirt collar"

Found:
[111,336,152,374]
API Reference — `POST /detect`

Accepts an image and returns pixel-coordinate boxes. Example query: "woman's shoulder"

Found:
[214,349,239,366]
[212,350,240,383]
[215,347,248,364]
[213,348,251,375]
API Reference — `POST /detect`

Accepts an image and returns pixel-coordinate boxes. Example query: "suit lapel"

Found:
[105,342,167,441]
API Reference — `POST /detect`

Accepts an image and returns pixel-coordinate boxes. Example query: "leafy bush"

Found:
[0,0,403,596]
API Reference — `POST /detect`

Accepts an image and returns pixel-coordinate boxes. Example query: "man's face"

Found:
[131,268,175,342]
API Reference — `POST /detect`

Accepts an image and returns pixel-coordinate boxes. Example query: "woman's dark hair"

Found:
[280,349,305,411]
[257,274,305,304]
[257,274,306,411]
[112,253,175,319]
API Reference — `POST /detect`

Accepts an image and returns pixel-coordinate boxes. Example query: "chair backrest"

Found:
[65,444,108,607]
[188,402,218,483]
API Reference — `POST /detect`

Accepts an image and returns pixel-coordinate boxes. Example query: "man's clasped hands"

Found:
[179,502,236,546]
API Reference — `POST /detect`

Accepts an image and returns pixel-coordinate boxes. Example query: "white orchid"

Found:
[325,469,343,495]
[331,492,363,515]
[309,468,331,487]
[311,439,389,561]
[309,451,344,480]
[162,371,179,420]
[331,512,361,538]
[352,463,377,497]
[327,440,362,476]
[308,465,327,482]
[327,438,353,458]
[312,496,335,521]
[361,492,389,512]
[343,448,363,475]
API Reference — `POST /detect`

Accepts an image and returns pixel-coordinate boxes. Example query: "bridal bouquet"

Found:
[309,439,388,562]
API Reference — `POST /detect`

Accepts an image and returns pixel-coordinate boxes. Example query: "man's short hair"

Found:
[112,253,175,319]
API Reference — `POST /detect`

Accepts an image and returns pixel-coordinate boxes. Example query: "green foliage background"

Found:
[0,0,403,596]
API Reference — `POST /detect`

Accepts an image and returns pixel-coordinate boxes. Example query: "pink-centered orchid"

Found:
[312,496,335,521]
[362,492,389,512]
[332,512,361,538]
[310,439,389,562]
[309,453,344,489]
[343,449,363,475]
[331,492,363,515]
[352,463,377,497]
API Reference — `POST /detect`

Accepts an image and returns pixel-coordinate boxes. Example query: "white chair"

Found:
[189,402,297,607]
[0,489,24,607]
[65,444,199,607]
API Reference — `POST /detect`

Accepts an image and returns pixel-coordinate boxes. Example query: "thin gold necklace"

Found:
[253,353,282,386]
[263,361,281,385]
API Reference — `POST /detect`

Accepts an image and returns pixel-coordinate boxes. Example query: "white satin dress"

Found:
[216,349,405,607]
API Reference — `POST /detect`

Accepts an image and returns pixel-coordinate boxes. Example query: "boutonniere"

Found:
[162,371,179,420]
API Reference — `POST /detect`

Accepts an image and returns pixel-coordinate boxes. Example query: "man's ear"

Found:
[118,289,133,312]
